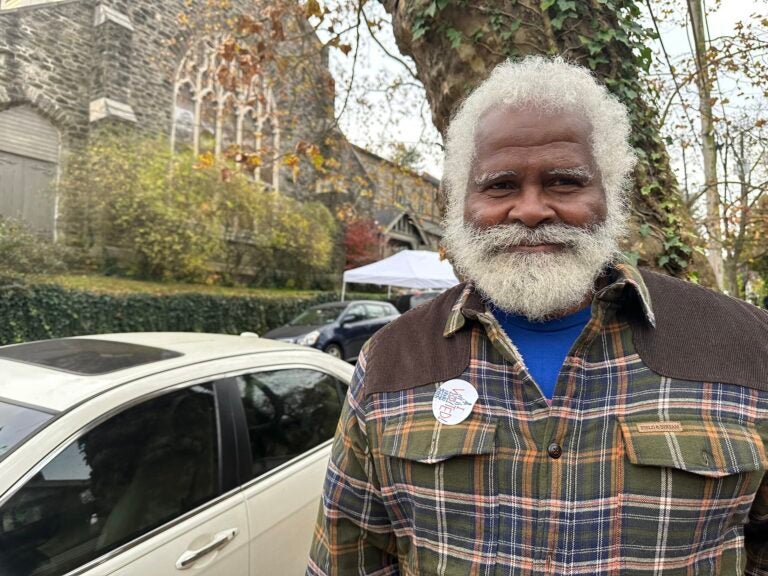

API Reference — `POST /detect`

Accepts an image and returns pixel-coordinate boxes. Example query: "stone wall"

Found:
[0,0,97,147]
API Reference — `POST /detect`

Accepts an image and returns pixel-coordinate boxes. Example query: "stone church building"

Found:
[0,0,441,254]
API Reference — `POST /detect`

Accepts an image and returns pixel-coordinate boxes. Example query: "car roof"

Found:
[0,332,320,413]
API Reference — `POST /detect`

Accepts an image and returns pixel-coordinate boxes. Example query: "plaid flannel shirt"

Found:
[308,264,768,575]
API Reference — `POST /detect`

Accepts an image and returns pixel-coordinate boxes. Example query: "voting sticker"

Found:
[432,379,478,425]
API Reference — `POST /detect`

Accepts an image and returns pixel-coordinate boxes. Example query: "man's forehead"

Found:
[474,105,593,151]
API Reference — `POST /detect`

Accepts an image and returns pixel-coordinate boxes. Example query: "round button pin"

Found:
[547,443,563,459]
[432,379,478,425]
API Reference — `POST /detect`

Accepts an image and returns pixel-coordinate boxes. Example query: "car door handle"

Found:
[175,527,238,570]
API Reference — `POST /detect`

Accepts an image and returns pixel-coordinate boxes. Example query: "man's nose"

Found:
[506,185,556,228]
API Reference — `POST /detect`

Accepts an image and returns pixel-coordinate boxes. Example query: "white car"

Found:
[0,333,353,576]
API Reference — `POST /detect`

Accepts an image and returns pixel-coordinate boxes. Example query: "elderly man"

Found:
[308,57,768,575]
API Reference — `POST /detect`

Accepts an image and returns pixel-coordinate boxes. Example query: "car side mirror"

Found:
[341,314,362,325]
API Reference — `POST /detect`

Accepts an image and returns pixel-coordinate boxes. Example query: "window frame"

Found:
[218,362,350,490]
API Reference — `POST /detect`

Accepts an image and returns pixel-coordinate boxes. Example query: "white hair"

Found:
[441,56,637,319]
[442,55,636,222]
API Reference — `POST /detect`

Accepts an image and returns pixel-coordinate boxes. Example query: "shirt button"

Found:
[547,443,563,459]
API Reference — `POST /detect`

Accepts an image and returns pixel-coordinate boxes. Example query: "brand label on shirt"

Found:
[432,379,478,425]
[636,422,683,433]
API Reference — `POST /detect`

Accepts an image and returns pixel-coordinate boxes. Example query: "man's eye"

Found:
[549,178,583,188]
[485,181,516,193]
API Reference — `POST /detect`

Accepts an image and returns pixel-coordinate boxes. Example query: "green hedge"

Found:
[0,281,365,345]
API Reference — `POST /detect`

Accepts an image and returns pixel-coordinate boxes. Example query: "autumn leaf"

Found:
[194,152,215,170]
[267,7,285,41]
[219,38,236,61]
[246,154,262,169]
[216,64,231,87]
[308,144,325,169]
[282,154,300,168]
[306,0,323,19]
[236,15,262,36]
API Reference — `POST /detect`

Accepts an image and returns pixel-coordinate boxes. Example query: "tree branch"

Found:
[362,9,420,81]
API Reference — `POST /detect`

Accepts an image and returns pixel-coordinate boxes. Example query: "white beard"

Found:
[443,214,625,321]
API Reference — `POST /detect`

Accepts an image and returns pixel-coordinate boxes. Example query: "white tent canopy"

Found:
[341,250,460,300]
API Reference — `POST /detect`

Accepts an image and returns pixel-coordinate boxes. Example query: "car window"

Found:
[0,385,220,576]
[0,401,54,459]
[378,304,397,316]
[344,305,365,320]
[235,369,345,480]
[363,304,387,318]
[289,305,344,326]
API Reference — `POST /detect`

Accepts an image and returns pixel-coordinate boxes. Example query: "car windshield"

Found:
[289,306,343,326]
[0,401,54,459]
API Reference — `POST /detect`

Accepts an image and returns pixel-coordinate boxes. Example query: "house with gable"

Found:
[349,145,442,256]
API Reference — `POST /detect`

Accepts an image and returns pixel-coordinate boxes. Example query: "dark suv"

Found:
[263,300,400,362]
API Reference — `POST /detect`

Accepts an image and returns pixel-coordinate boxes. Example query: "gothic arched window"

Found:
[170,35,282,191]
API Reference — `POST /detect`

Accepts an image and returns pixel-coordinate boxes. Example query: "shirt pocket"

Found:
[378,412,499,575]
[618,415,766,479]
[617,414,767,567]
[380,412,497,463]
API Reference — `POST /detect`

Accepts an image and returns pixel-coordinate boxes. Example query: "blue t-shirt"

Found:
[491,305,592,399]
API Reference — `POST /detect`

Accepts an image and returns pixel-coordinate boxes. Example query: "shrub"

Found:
[59,133,337,286]
[220,185,338,288]
[343,216,380,269]
[0,279,343,345]
[0,218,71,274]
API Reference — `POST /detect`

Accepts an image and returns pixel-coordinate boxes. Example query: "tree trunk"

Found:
[722,131,753,298]
[687,0,724,289]
[381,0,714,283]
[723,258,741,298]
